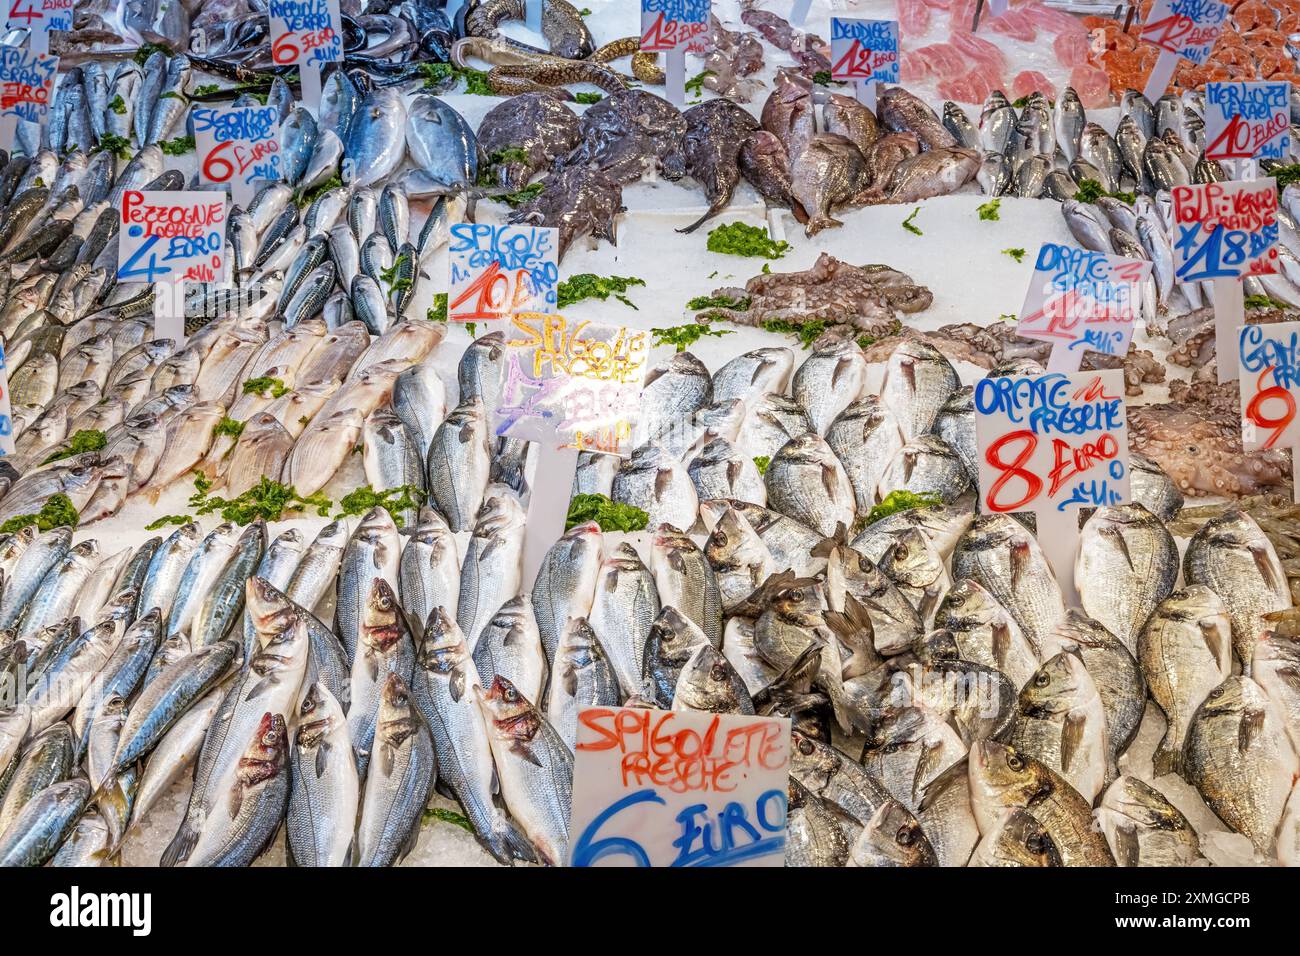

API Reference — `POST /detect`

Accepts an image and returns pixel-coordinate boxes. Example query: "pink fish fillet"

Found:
[899,0,932,35]
[1012,70,1057,100]
[988,10,1037,42]
[1070,63,1112,108]
[1054,31,1093,68]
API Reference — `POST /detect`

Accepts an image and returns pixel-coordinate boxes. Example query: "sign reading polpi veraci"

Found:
[568,706,790,867]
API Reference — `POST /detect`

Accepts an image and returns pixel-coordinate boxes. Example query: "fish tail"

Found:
[159,816,201,868]
[1151,737,1183,777]
[804,215,842,237]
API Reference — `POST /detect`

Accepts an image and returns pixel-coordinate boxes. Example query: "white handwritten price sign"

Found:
[6,0,72,53]
[568,706,790,867]
[118,190,227,343]
[269,0,342,112]
[448,223,558,324]
[1205,81,1291,164]
[0,341,14,457]
[495,311,650,584]
[973,369,1130,602]
[194,104,282,207]
[496,313,650,456]
[1017,242,1152,373]
[830,19,899,110]
[0,46,55,150]
[1140,0,1229,100]
[641,0,710,106]
[1172,179,1279,381]
[1238,322,1300,499]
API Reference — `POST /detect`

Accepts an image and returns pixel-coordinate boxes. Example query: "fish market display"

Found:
[0,0,1295,871]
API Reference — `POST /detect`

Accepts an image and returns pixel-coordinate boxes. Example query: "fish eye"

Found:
[1026,835,1047,854]
[1007,754,1024,771]
[710,663,729,682]
[503,686,518,702]
[790,589,803,601]
[1033,671,1050,687]
[797,737,815,755]
[896,826,915,846]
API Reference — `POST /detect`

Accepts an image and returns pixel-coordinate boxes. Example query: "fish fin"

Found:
[315,741,329,778]
[159,819,200,868]
[379,741,396,777]
[245,674,278,701]
[1238,707,1266,753]
[1249,544,1286,595]
[449,665,467,702]
[789,200,809,225]
[1102,525,1134,572]
[367,652,379,682]
[228,779,245,819]
[916,757,967,813]
[498,816,539,865]
[510,740,543,767]
[991,622,1012,671]
[1060,709,1088,775]
[1112,822,1142,867]
[911,740,946,807]
[1197,618,1230,672]
[1151,733,1183,777]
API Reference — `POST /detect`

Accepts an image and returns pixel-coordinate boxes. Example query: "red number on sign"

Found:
[272,32,299,64]
[1245,366,1296,449]
[984,430,1042,512]
[203,140,234,183]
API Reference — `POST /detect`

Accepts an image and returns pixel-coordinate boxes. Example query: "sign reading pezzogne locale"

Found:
[568,706,790,867]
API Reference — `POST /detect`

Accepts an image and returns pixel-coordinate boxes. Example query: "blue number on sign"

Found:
[117,231,171,283]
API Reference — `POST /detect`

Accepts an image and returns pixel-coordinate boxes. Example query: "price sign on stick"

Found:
[1016,242,1152,373]
[6,0,71,53]
[0,341,15,457]
[495,311,650,585]
[568,706,790,867]
[1205,81,1291,163]
[1171,179,1279,382]
[830,18,898,111]
[193,104,282,208]
[1238,322,1300,500]
[268,0,342,114]
[448,223,558,324]
[974,369,1130,604]
[118,190,228,344]
[641,0,710,107]
[0,46,55,151]
[1139,0,1229,101]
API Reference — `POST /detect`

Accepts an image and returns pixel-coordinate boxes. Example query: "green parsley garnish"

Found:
[761,317,826,350]
[428,293,448,323]
[1002,247,1026,262]
[242,376,289,398]
[159,135,196,155]
[565,494,649,532]
[862,490,943,527]
[41,429,107,464]
[108,94,127,115]
[977,199,1001,221]
[0,494,79,534]
[212,417,244,440]
[423,807,474,831]
[574,92,603,104]
[1073,178,1135,205]
[144,514,193,530]
[557,273,646,309]
[189,475,331,525]
[752,455,770,476]
[687,293,750,312]
[902,208,923,235]
[651,322,734,351]
[334,485,426,528]
[706,222,789,259]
